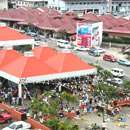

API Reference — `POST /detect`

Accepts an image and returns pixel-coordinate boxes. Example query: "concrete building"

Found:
[15,0,48,8]
[112,0,130,16]
[0,0,8,10]
[47,0,108,14]
[47,0,130,16]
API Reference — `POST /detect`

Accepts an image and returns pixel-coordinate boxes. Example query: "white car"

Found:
[106,77,123,86]
[2,121,31,130]
[92,47,106,53]
[57,39,72,49]
[74,46,90,51]
[111,68,124,78]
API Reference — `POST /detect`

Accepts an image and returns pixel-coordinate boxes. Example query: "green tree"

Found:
[123,80,130,90]
[46,118,59,130]
[60,91,77,104]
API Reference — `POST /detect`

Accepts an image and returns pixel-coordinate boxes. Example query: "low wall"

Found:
[27,117,50,130]
[113,99,130,107]
[0,103,50,130]
[0,103,22,120]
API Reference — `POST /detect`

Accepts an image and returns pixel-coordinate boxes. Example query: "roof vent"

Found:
[24,51,34,57]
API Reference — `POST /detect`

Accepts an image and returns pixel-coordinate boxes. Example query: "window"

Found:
[16,124,23,129]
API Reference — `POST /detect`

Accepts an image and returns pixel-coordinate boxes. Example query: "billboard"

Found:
[76,23,92,48]
[76,22,103,48]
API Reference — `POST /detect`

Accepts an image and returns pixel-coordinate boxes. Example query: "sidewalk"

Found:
[74,107,130,130]
[106,47,127,59]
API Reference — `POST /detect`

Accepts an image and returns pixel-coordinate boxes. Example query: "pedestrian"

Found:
[8,93,12,105]
[4,92,8,102]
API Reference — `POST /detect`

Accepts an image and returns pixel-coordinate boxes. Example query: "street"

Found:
[75,51,130,79]
[47,39,130,80]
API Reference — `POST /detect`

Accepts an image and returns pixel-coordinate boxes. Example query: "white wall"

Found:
[47,0,66,11]
[47,0,107,14]
[91,22,103,46]
[0,0,8,10]
[16,0,46,8]
[66,3,107,14]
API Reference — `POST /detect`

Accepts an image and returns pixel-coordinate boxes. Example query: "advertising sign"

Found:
[77,23,92,47]
[76,22,103,48]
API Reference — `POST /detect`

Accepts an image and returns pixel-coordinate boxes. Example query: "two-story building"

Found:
[47,0,130,16]
[47,0,108,14]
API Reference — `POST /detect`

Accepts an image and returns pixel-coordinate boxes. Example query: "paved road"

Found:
[74,51,130,79]
[47,39,130,80]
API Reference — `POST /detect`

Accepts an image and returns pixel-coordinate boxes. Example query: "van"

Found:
[111,68,124,78]
[57,39,72,49]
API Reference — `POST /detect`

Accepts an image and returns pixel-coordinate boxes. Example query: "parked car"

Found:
[2,121,31,130]
[111,68,124,78]
[91,47,105,53]
[0,112,12,124]
[74,46,90,51]
[26,32,37,37]
[111,68,125,78]
[88,49,100,57]
[117,59,130,66]
[57,39,72,49]
[103,54,117,62]
[106,77,123,86]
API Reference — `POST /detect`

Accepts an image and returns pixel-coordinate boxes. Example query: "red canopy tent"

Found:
[46,52,95,73]
[0,26,35,47]
[0,47,97,100]
[0,48,96,84]
[33,46,57,61]
[0,49,22,67]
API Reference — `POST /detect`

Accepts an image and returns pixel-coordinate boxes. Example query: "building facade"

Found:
[47,0,130,16]
[112,0,130,16]
[0,0,8,10]
[15,0,48,8]
[47,0,108,14]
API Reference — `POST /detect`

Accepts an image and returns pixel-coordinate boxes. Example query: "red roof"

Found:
[82,12,99,22]
[1,56,57,78]
[0,26,32,41]
[33,47,57,60]
[0,8,130,35]
[46,52,94,73]
[0,49,22,67]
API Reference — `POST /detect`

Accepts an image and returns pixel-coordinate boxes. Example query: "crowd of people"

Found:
[0,75,124,120]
